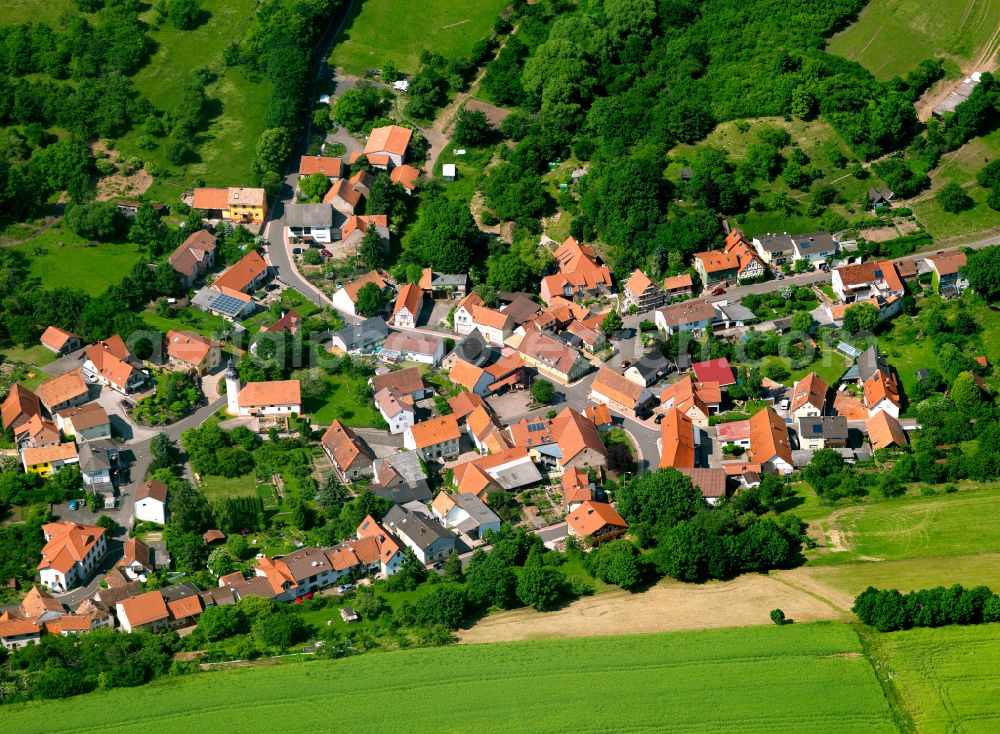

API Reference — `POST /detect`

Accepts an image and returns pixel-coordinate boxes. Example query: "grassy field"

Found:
[761,347,852,387]
[866,624,1000,733]
[10,228,142,296]
[827,0,1000,80]
[5,623,897,733]
[114,0,272,203]
[197,474,260,502]
[329,0,509,74]
[140,308,228,340]
[307,372,381,426]
[909,128,1000,242]
[4,0,74,23]
[0,344,57,367]
[669,118,880,238]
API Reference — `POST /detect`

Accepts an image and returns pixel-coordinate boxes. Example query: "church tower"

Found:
[225,359,241,416]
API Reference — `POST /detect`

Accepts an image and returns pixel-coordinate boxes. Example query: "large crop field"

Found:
[827,0,1000,80]
[5,623,897,733]
[866,624,1000,733]
[329,0,509,74]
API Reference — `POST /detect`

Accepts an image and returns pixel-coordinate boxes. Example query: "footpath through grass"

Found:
[5,623,896,733]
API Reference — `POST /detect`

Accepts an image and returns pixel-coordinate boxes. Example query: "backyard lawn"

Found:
[760,347,851,386]
[198,474,260,502]
[308,373,382,426]
[11,229,142,296]
[329,0,509,74]
[0,345,57,367]
[140,308,229,340]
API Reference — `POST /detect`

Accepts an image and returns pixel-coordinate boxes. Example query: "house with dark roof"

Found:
[419,269,468,299]
[442,328,493,370]
[797,415,848,450]
[383,504,457,564]
[327,316,388,354]
[431,492,500,542]
[284,203,337,244]
[381,331,444,365]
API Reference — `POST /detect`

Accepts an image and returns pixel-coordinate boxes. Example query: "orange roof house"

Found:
[590,367,653,414]
[260,310,302,335]
[391,283,424,327]
[321,420,374,480]
[867,409,908,450]
[405,415,461,451]
[692,249,741,283]
[662,273,694,296]
[166,330,219,373]
[16,414,60,447]
[37,521,106,591]
[863,369,902,417]
[658,408,695,469]
[35,369,89,413]
[364,124,412,168]
[622,269,665,311]
[566,501,628,544]
[748,407,793,474]
[213,250,269,293]
[40,326,81,355]
[659,375,710,427]
[22,442,79,474]
[298,155,344,178]
[448,391,488,422]
[389,164,420,192]
[540,237,613,303]
[561,467,593,509]
[448,358,491,396]
[552,407,607,471]
[583,402,613,429]
[236,380,301,410]
[2,384,41,430]
[789,372,827,417]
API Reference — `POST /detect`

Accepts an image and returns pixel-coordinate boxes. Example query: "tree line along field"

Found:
[4,623,898,733]
[827,0,1000,80]
[328,0,509,74]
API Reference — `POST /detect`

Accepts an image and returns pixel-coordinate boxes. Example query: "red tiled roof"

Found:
[566,501,627,537]
[659,408,695,469]
[407,415,461,449]
[364,125,412,157]
[299,156,343,177]
[166,330,217,366]
[40,326,79,352]
[237,380,301,408]
[213,250,268,293]
[389,164,420,190]
[36,369,89,410]
[691,358,735,387]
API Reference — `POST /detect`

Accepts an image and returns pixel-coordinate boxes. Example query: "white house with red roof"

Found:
[390,283,424,328]
[37,521,107,592]
[540,237,613,303]
[622,270,665,311]
[134,480,168,525]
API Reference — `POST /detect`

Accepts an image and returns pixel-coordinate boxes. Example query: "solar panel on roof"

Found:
[210,294,246,316]
[528,423,546,432]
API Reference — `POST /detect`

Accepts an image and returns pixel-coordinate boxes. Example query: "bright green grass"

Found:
[669,117,878,238]
[866,624,1000,733]
[114,0,272,204]
[760,347,852,387]
[10,228,142,295]
[0,344,56,367]
[805,482,1000,568]
[806,553,1000,598]
[307,373,381,426]
[198,474,259,501]
[3,0,74,24]
[140,309,228,340]
[5,623,896,733]
[827,0,1000,80]
[329,0,509,75]
[910,128,1000,242]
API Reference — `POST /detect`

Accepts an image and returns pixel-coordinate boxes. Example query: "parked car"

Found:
[779,398,790,410]
[775,272,784,280]
[654,413,665,425]
[711,286,726,296]
[292,247,303,255]
[336,583,354,594]
[320,249,333,259]
[69,500,79,511]
[620,360,632,370]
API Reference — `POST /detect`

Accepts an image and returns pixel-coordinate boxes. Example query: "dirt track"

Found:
[459,574,847,644]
